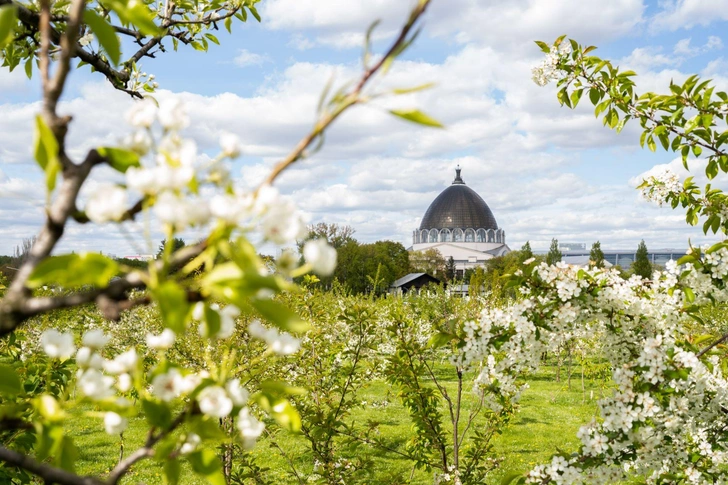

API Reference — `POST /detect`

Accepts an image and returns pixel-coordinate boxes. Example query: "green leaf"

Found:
[141,398,172,428]
[501,471,525,485]
[534,40,550,54]
[392,83,436,95]
[84,10,121,65]
[0,5,17,49]
[204,33,219,45]
[97,147,140,173]
[247,5,261,22]
[152,281,190,334]
[188,449,226,485]
[164,459,181,485]
[24,57,33,79]
[34,115,60,192]
[0,364,22,395]
[428,332,457,348]
[105,0,162,36]
[270,400,301,432]
[250,299,308,333]
[389,109,444,128]
[224,16,232,33]
[27,253,119,289]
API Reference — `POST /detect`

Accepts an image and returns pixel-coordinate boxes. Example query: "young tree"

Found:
[589,241,605,268]
[445,256,456,281]
[156,238,186,258]
[520,241,534,260]
[546,238,562,265]
[632,239,652,279]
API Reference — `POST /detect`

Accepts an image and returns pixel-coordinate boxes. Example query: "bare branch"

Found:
[697,332,728,358]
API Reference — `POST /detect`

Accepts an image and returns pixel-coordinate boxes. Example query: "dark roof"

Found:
[391,273,439,287]
[419,167,498,230]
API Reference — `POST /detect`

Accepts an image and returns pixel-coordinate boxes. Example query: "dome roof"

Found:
[419,168,498,230]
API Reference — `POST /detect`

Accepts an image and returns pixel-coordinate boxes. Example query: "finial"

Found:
[453,165,464,184]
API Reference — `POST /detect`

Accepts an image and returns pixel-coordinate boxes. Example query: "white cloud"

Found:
[232,49,271,67]
[651,0,728,32]
[674,36,723,56]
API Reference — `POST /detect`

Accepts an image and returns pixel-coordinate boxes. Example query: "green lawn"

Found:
[65,364,605,484]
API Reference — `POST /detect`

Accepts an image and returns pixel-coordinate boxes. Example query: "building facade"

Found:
[411,167,509,276]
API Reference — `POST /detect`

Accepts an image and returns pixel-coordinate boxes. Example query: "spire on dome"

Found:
[453,165,465,185]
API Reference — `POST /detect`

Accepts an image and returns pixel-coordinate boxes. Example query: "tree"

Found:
[157,238,186,258]
[445,256,456,282]
[0,1,437,483]
[546,238,562,265]
[521,241,534,260]
[409,248,446,279]
[632,240,652,279]
[589,241,605,268]
[304,223,356,249]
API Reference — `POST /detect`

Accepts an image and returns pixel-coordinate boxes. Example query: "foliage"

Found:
[520,241,534,260]
[157,238,186,258]
[410,248,447,280]
[445,256,456,282]
[546,238,562,265]
[632,239,652,279]
[589,241,605,268]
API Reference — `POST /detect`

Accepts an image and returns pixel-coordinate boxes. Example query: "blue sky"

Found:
[1,0,728,256]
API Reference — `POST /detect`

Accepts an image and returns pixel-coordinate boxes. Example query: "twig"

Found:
[697,332,728,358]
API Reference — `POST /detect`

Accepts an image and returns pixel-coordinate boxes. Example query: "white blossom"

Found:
[77,369,115,400]
[126,99,157,129]
[146,329,176,349]
[303,239,337,276]
[219,133,242,159]
[180,433,201,455]
[226,378,249,407]
[40,329,76,359]
[104,412,128,435]
[82,329,110,350]
[85,184,128,224]
[158,99,189,131]
[104,349,138,375]
[237,408,265,448]
[197,386,233,418]
[151,369,184,402]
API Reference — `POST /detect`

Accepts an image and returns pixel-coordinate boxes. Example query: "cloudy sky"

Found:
[1,0,728,257]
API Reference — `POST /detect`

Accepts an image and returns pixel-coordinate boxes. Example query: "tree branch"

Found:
[0,445,104,485]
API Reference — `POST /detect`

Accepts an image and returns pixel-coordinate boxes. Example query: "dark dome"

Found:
[419,168,498,230]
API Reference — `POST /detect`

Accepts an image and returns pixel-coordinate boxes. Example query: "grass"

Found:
[65,363,607,484]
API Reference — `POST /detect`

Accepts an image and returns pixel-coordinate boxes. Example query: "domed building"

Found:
[412,167,509,277]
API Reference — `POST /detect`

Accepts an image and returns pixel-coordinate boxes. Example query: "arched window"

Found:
[440,229,451,242]
[486,229,495,242]
[420,230,428,243]
[476,229,486,242]
[453,228,464,242]
[429,229,439,242]
[464,229,476,242]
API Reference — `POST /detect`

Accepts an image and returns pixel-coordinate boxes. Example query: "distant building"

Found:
[389,273,441,295]
[411,167,509,278]
[550,249,687,267]
[559,243,586,251]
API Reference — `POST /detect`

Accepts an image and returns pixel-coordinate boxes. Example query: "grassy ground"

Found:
[66,364,606,484]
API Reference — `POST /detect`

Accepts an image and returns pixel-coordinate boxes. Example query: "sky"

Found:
[1,0,728,257]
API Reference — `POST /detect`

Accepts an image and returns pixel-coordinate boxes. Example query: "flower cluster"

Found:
[531,42,572,86]
[640,169,681,206]
[248,320,301,355]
